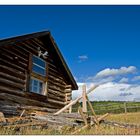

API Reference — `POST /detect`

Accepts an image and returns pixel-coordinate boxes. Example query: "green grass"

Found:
[72,101,140,115]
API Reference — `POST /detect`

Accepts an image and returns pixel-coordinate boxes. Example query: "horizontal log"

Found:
[1,45,28,58]
[17,105,59,113]
[48,79,66,89]
[11,46,29,59]
[0,64,25,80]
[48,74,66,85]
[48,84,65,93]
[0,93,48,107]
[47,93,66,102]
[48,67,64,79]
[65,92,72,96]
[30,38,47,52]
[0,54,27,71]
[0,86,24,94]
[48,89,66,98]
[0,72,25,84]
[0,77,25,90]
[20,42,38,54]
[47,98,67,106]
[0,47,28,63]
[34,38,44,47]
[64,89,72,93]
[65,85,72,88]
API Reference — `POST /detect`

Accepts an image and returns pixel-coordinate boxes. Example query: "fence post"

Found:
[69,100,72,113]
[124,102,127,114]
[82,84,87,113]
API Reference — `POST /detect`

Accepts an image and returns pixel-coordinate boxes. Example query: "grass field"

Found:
[0,112,140,135]
[73,101,140,114]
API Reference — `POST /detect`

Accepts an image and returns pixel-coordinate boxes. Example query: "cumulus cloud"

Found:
[95,66,136,78]
[72,82,140,101]
[132,76,140,81]
[78,55,88,62]
[119,77,129,83]
[87,76,114,84]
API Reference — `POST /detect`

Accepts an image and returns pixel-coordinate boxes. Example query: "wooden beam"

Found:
[82,84,87,113]
[54,85,99,115]
[86,95,99,126]
[78,107,88,125]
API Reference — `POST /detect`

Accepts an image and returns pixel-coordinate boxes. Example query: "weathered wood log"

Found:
[4,121,48,128]
[47,93,66,102]
[86,95,99,125]
[78,107,88,125]
[48,89,65,98]
[0,93,48,107]
[0,64,25,80]
[0,72,25,84]
[97,113,109,122]
[0,112,6,123]
[71,125,89,134]
[0,77,25,89]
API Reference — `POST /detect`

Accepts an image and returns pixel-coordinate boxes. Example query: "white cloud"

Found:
[132,76,140,81]
[72,82,140,101]
[95,66,136,78]
[87,76,114,84]
[119,77,129,83]
[78,55,88,62]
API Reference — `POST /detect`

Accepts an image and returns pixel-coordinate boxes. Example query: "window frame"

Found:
[32,55,46,77]
[30,77,44,95]
[27,53,48,96]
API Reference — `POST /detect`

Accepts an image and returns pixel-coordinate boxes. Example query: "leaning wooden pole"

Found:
[54,85,99,115]
[82,84,87,113]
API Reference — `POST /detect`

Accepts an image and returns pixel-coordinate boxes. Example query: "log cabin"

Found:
[0,31,78,116]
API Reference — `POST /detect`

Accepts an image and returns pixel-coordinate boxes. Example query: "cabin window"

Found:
[28,55,48,95]
[30,77,44,94]
[32,55,46,76]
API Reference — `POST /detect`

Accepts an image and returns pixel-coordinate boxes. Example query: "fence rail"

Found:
[72,102,140,115]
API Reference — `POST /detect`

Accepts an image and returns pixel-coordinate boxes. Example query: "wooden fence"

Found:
[71,84,140,115]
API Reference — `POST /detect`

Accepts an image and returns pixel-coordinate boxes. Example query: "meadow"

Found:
[0,101,140,135]
[73,101,140,115]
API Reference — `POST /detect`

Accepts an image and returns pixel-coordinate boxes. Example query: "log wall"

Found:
[0,36,72,115]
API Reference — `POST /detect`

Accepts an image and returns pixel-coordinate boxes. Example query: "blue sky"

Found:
[0,5,140,100]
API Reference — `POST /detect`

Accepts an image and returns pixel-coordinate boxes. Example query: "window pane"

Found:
[32,64,46,76]
[33,86,38,93]
[30,78,44,95]
[33,79,38,86]
[33,55,46,68]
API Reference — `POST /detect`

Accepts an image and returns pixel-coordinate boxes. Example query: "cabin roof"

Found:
[0,31,78,90]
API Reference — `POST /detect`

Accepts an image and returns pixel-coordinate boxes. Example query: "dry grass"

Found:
[0,112,140,135]
[106,112,140,125]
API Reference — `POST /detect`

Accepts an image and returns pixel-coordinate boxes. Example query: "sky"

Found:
[0,5,140,101]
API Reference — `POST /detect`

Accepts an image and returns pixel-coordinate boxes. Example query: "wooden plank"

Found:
[82,84,87,113]
[0,112,6,123]
[86,95,99,125]
[78,107,88,125]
